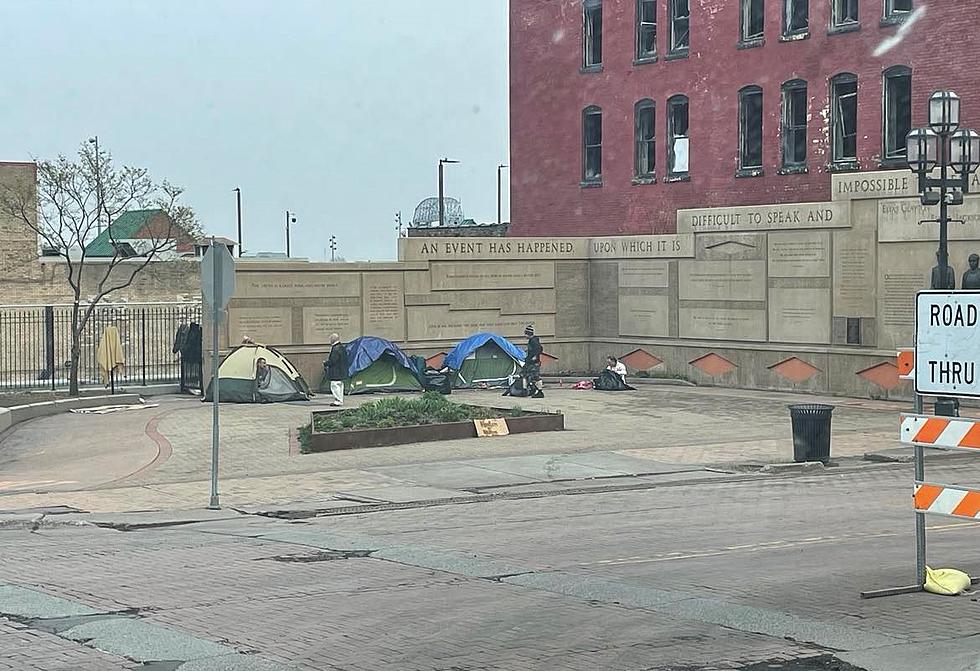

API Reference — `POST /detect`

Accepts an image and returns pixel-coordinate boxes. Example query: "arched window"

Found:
[883,66,912,162]
[781,79,807,169]
[582,105,603,183]
[667,95,689,177]
[739,85,764,171]
[830,72,858,164]
[634,99,656,179]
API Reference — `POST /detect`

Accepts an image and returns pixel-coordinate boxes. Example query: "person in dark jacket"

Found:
[523,324,544,398]
[325,333,349,406]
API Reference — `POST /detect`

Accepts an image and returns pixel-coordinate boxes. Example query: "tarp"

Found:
[443,333,525,371]
[204,344,311,403]
[339,336,422,395]
[345,336,416,377]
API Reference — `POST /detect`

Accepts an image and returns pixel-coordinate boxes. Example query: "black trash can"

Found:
[788,403,834,464]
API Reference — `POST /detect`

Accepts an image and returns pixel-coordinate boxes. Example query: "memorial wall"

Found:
[218,170,980,399]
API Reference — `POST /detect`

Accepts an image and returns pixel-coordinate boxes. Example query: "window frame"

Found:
[883,0,912,23]
[667,0,690,58]
[740,0,765,46]
[635,0,658,62]
[830,72,859,168]
[780,79,808,172]
[781,0,809,39]
[582,0,603,71]
[634,99,657,182]
[582,105,603,185]
[738,85,764,175]
[882,65,912,165]
[666,94,690,179]
[830,0,860,31]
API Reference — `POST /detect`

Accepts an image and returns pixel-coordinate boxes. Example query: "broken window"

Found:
[635,99,656,179]
[831,73,858,164]
[883,66,912,161]
[832,0,859,27]
[667,95,689,176]
[739,86,764,171]
[583,0,603,68]
[636,0,657,59]
[885,0,912,18]
[741,0,764,42]
[781,79,808,168]
[583,105,603,182]
[668,0,690,53]
[783,0,808,35]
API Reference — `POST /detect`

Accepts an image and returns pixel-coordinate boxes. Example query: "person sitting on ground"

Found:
[606,356,628,381]
[255,357,271,390]
[325,333,349,407]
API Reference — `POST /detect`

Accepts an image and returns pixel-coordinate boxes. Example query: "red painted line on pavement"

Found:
[93,408,177,489]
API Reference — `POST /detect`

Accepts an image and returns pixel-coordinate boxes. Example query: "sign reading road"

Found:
[915,291,980,397]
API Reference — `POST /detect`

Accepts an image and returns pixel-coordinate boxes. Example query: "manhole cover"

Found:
[263,550,373,563]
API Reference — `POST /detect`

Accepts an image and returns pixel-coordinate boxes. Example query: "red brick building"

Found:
[509,0,980,237]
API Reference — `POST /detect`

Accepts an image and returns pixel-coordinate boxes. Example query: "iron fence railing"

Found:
[0,302,202,392]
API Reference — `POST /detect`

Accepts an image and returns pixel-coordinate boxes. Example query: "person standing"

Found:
[325,333,348,407]
[523,324,544,398]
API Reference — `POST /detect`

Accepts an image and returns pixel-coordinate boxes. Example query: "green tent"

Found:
[453,339,522,389]
[347,352,422,395]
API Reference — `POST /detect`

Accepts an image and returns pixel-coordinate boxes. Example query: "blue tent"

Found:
[444,333,526,389]
[325,336,422,395]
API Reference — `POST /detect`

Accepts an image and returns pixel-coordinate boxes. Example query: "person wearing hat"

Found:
[523,324,544,398]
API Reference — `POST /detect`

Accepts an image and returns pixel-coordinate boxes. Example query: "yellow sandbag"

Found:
[923,566,971,595]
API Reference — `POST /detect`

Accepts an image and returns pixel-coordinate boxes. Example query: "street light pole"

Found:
[497,164,509,225]
[88,136,102,236]
[285,211,296,257]
[234,188,243,257]
[438,158,459,227]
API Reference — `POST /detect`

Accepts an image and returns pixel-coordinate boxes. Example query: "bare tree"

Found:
[0,141,198,396]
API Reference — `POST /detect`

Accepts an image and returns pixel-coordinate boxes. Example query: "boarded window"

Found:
[784,0,808,34]
[883,66,912,160]
[833,0,859,26]
[583,106,603,182]
[669,0,690,52]
[739,86,764,171]
[781,80,807,167]
[636,0,657,59]
[741,0,764,41]
[583,0,603,68]
[831,73,858,163]
[635,100,656,178]
[668,95,689,175]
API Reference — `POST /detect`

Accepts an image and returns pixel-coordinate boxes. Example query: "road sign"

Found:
[915,290,980,397]
[201,242,236,314]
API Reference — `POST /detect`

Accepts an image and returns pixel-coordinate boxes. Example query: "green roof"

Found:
[85,209,164,257]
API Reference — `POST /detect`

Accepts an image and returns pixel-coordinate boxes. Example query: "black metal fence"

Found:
[0,302,202,392]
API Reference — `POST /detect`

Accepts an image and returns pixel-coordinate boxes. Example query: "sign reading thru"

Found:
[915,291,980,397]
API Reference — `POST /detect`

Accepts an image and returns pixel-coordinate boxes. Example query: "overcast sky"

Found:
[0,0,510,261]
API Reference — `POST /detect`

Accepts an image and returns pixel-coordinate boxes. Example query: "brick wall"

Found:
[509,0,980,237]
[0,162,199,306]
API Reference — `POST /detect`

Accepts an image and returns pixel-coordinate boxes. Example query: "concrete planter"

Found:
[306,409,564,453]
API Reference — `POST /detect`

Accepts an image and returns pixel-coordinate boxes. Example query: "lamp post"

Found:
[438,158,459,227]
[497,164,509,225]
[234,188,243,257]
[906,91,980,418]
[88,136,103,236]
[285,211,296,257]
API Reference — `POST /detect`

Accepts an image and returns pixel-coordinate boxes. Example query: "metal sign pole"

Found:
[913,392,925,586]
[208,238,221,510]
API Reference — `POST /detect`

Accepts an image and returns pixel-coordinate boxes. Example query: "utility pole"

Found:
[234,188,243,257]
[285,211,296,257]
[88,136,103,236]
[497,164,509,225]
[329,235,337,262]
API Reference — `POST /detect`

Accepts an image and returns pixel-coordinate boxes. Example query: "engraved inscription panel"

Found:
[768,231,830,278]
[679,307,767,341]
[237,272,360,298]
[430,261,555,291]
[362,272,405,341]
[678,260,766,301]
[769,288,831,344]
[228,307,292,345]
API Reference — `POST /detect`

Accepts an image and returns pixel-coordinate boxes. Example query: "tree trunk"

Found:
[69,302,81,397]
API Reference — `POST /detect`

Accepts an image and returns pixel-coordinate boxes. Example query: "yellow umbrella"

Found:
[97,325,125,386]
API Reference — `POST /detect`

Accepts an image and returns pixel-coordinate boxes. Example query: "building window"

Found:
[668,0,690,54]
[583,0,602,69]
[741,0,764,43]
[883,66,912,162]
[832,0,859,28]
[739,86,764,173]
[831,73,858,164]
[636,0,657,60]
[635,100,656,180]
[885,0,912,20]
[783,0,808,36]
[582,105,602,183]
[781,79,808,169]
[667,95,689,177]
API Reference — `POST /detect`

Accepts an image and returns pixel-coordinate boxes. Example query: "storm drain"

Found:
[262,549,374,563]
